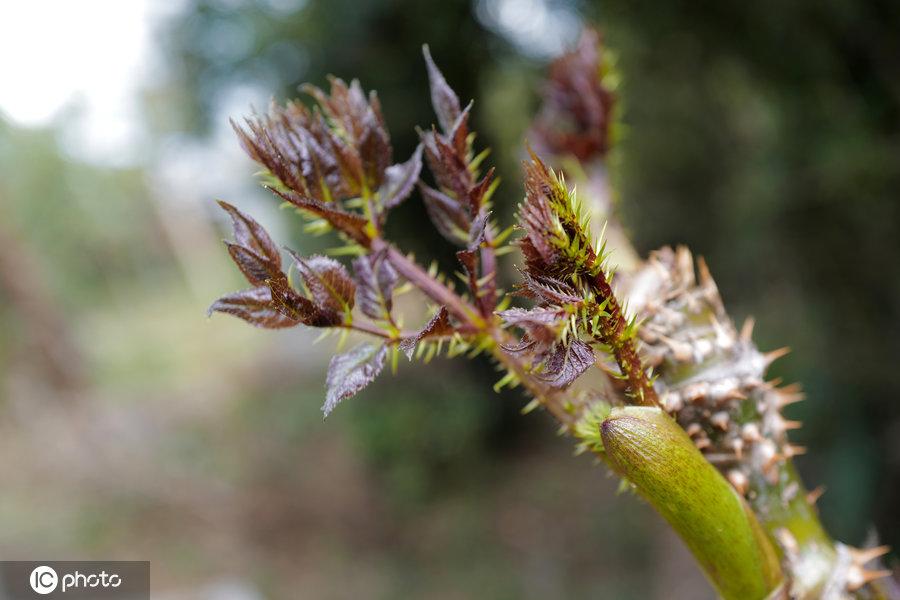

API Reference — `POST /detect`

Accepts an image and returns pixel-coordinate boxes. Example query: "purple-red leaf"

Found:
[449,102,472,159]
[379,144,423,212]
[468,167,495,215]
[302,78,392,190]
[217,201,281,269]
[353,250,398,321]
[537,339,594,388]
[287,250,356,316]
[418,183,470,245]
[208,287,299,329]
[269,187,371,246]
[422,45,461,134]
[399,306,454,359]
[517,271,582,305]
[225,242,282,286]
[498,306,567,349]
[421,128,471,200]
[456,248,477,276]
[358,104,393,187]
[468,210,490,252]
[323,342,388,417]
[267,275,341,327]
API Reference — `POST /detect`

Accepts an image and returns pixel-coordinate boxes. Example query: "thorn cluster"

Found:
[625,246,807,496]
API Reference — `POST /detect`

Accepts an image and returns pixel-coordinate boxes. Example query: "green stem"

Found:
[747,459,837,598]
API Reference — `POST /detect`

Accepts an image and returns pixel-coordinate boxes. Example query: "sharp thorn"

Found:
[764,346,791,366]
[727,470,749,495]
[849,545,891,565]
[725,388,748,401]
[780,382,803,394]
[731,438,744,459]
[740,316,755,342]
[710,411,730,431]
[685,423,702,437]
[847,567,893,592]
[777,390,806,407]
[763,452,783,473]
[784,444,807,457]
[697,256,712,286]
[806,485,826,505]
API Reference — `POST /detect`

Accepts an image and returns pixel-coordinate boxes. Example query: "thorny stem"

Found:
[478,226,499,315]
[373,238,485,328]
[578,167,896,598]
[343,320,413,341]
[748,460,838,597]
[588,268,658,407]
[370,236,577,426]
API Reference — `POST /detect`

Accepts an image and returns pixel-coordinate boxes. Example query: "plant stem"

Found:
[587,268,658,406]
[373,238,484,327]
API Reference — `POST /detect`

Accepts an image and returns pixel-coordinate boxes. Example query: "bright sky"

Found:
[0,0,176,165]
[0,0,576,167]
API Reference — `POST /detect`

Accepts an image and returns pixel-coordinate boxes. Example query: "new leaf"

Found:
[323,342,388,417]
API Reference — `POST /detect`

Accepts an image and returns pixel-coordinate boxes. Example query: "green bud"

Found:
[601,406,784,600]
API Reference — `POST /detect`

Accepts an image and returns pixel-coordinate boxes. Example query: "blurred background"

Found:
[1,0,898,598]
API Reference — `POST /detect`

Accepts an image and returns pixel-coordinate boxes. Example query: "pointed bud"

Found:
[601,407,783,600]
